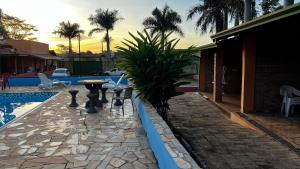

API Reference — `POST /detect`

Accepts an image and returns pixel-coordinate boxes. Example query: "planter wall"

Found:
[132,92,201,169]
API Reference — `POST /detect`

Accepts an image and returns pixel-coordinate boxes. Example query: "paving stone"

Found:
[74,154,88,161]
[0,145,10,151]
[50,142,62,147]
[175,158,191,169]
[27,147,38,154]
[110,157,126,167]
[74,160,89,167]
[133,161,147,169]
[86,160,101,169]
[122,152,138,162]
[42,164,65,169]
[120,163,135,169]
[0,87,158,169]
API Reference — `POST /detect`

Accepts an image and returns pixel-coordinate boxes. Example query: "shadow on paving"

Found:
[168,93,300,169]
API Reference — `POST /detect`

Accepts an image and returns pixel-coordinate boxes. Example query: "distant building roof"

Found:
[0,39,61,60]
[211,3,300,41]
[0,43,16,55]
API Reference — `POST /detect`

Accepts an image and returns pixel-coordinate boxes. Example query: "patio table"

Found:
[78,80,108,111]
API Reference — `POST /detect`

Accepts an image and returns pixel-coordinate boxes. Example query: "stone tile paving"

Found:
[168,92,300,169]
[0,87,157,169]
[247,113,300,150]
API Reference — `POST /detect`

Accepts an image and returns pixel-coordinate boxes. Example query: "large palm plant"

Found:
[117,30,198,121]
[53,21,84,53]
[88,9,122,52]
[143,5,183,48]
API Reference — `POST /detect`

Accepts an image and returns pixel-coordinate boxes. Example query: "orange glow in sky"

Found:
[0,0,212,53]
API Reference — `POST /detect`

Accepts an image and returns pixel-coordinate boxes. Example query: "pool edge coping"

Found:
[0,91,62,131]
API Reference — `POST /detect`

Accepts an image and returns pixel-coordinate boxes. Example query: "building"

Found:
[0,39,60,74]
[198,4,300,114]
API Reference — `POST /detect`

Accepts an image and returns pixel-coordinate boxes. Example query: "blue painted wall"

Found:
[132,92,179,169]
[6,76,128,86]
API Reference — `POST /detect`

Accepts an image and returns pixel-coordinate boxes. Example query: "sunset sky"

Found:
[1,0,298,53]
[0,0,213,53]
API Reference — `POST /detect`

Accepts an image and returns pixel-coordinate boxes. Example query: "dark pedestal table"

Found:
[78,80,108,113]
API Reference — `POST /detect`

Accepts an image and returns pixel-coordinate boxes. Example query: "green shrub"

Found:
[117,30,198,121]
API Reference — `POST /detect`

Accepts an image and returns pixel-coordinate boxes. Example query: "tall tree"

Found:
[284,0,294,7]
[0,9,8,39]
[227,0,244,26]
[1,11,37,40]
[187,0,225,33]
[244,0,252,21]
[53,21,84,54]
[88,9,122,52]
[260,0,280,15]
[244,0,257,22]
[143,5,183,48]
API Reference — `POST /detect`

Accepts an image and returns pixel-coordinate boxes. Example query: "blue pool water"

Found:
[0,92,57,128]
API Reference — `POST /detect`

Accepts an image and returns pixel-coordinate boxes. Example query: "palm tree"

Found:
[188,0,234,33]
[187,0,254,33]
[284,0,294,7]
[101,35,113,53]
[53,21,84,53]
[244,0,252,21]
[88,9,122,52]
[143,5,183,47]
[260,0,281,15]
[227,0,244,26]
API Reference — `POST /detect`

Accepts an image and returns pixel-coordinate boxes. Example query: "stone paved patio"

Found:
[169,93,300,169]
[0,87,157,169]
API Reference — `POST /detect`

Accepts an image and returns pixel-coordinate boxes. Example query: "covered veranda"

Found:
[199,3,300,149]
[0,40,61,75]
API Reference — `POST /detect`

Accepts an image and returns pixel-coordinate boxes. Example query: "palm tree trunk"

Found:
[68,37,72,54]
[284,0,294,7]
[244,0,252,22]
[161,30,165,50]
[223,9,228,30]
[106,30,110,52]
[215,11,224,33]
[234,10,240,26]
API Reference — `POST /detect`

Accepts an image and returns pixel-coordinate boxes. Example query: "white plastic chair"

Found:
[38,73,71,89]
[280,85,300,117]
[103,74,125,90]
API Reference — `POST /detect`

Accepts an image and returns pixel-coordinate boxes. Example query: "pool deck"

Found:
[0,87,157,169]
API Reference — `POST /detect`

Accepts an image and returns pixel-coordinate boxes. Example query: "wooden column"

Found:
[14,55,18,73]
[21,57,24,73]
[199,51,206,92]
[213,50,223,102]
[241,36,256,113]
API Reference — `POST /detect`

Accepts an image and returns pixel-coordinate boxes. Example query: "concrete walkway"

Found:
[0,87,157,169]
[169,93,300,169]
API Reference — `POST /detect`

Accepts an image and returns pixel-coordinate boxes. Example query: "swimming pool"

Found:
[0,92,57,128]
